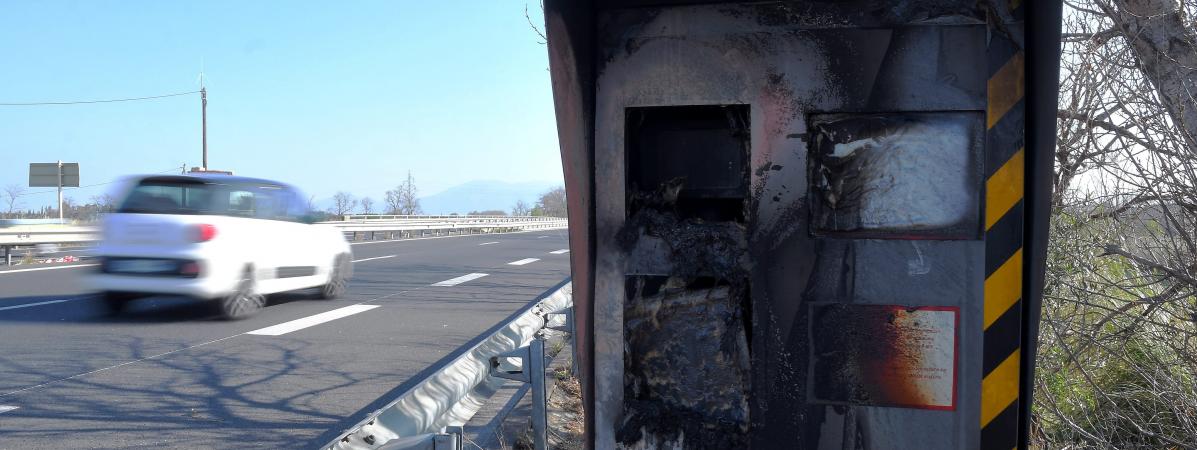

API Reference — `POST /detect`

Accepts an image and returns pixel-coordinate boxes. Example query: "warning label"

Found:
[808,304,958,410]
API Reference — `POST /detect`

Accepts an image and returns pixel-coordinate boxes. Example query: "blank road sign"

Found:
[29,163,80,187]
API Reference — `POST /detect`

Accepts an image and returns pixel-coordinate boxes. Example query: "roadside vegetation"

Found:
[1033,0,1197,447]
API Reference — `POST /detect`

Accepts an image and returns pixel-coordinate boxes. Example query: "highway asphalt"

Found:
[0,229,571,449]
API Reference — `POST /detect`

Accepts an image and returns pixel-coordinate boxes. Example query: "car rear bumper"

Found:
[86,273,232,299]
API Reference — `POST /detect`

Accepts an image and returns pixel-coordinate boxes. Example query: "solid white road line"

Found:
[432,273,488,287]
[0,405,18,414]
[352,255,396,263]
[479,242,499,246]
[550,249,570,254]
[246,305,381,337]
[0,263,98,275]
[508,258,540,266]
[0,299,75,312]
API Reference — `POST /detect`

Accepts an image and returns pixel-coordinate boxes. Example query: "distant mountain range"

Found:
[420,180,561,215]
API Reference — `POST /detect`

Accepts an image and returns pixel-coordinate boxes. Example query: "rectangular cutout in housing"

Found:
[808,112,983,239]
[626,105,750,222]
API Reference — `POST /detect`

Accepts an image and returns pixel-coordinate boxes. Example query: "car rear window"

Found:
[118,178,296,220]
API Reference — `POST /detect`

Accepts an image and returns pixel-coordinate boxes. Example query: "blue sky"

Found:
[0,1,560,210]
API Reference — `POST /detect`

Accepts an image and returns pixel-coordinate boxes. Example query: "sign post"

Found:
[29,162,80,221]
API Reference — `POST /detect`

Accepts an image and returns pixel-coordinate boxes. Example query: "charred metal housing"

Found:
[545,1,1062,448]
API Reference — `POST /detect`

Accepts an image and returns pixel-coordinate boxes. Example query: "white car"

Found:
[88,174,353,319]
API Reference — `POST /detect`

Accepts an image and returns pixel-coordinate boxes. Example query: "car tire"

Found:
[319,254,349,300]
[101,292,136,315]
[219,267,264,320]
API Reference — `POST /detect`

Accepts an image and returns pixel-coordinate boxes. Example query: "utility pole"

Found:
[56,160,63,221]
[201,85,208,170]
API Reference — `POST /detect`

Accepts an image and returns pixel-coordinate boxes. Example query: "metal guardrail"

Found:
[325,282,573,450]
[341,215,561,222]
[0,216,568,264]
[333,218,566,234]
[0,226,98,246]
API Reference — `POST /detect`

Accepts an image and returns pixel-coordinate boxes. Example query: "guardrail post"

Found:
[488,333,548,450]
[529,333,548,450]
[3,245,10,266]
[436,426,465,450]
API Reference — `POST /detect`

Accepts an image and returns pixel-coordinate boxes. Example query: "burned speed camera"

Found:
[546,0,1058,448]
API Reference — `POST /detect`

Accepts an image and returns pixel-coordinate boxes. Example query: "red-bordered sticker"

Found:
[808,304,959,410]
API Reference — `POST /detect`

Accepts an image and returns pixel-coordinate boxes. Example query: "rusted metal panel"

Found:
[543,1,598,448]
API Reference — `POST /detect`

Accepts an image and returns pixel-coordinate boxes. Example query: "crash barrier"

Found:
[323,281,574,450]
[0,216,568,264]
[332,217,567,242]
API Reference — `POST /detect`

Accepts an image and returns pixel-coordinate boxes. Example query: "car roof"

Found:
[133,173,293,187]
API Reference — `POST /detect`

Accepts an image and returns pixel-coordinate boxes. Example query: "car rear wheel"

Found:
[220,267,264,320]
[318,254,349,299]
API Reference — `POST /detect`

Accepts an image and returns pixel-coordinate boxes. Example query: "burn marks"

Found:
[619,278,751,448]
[808,112,984,239]
[619,105,753,448]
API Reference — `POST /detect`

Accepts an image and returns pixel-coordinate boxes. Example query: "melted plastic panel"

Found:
[618,104,752,448]
[620,277,751,448]
[809,113,983,239]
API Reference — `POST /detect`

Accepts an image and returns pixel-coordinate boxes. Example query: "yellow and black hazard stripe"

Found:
[982,12,1025,450]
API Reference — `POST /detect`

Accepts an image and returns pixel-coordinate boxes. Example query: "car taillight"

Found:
[192,224,217,242]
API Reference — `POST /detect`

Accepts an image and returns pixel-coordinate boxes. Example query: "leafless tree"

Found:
[535,186,566,218]
[1035,0,1197,447]
[90,194,115,213]
[360,197,374,215]
[386,171,422,215]
[306,195,318,214]
[524,2,547,45]
[511,199,532,216]
[3,184,25,218]
[329,191,357,216]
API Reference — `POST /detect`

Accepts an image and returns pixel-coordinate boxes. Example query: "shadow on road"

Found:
[0,335,390,448]
[0,291,326,324]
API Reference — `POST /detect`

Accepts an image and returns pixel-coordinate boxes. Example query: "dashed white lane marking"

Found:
[246,305,380,336]
[352,255,396,263]
[537,236,548,239]
[432,273,488,287]
[550,249,570,254]
[0,286,430,399]
[0,264,98,275]
[508,258,540,266]
[0,405,18,414]
[479,242,499,246]
[0,299,75,312]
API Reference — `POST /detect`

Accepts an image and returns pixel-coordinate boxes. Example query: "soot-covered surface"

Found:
[619,279,751,449]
